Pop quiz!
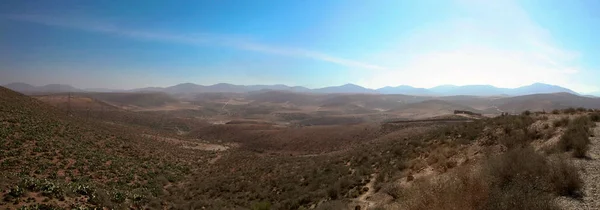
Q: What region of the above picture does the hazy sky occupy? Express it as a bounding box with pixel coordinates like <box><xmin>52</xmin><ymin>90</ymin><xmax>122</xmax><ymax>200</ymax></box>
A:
<box><xmin>1</xmin><ymin>0</ymin><xmax>599</xmax><ymax>92</ymax></box>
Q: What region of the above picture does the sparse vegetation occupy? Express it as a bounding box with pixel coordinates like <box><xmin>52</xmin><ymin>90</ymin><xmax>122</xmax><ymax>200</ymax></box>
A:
<box><xmin>553</xmin><ymin>116</ymin><xmax>571</xmax><ymax>127</ymax></box>
<box><xmin>0</xmin><ymin>88</ymin><xmax>199</xmax><ymax>208</ymax></box>
<box><xmin>400</xmin><ymin>146</ymin><xmax>582</xmax><ymax>210</ymax></box>
<box><xmin>2</xmin><ymin>87</ymin><xmax>598</xmax><ymax>209</ymax></box>
<box><xmin>557</xmin><ymin>116</ymin><xmax>594</xmax><ymax>158</ymax></box>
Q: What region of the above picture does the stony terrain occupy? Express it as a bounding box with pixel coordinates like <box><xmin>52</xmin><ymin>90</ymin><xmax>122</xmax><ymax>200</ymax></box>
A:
<box><xmin>559</xmin><ymin>122</ymin><xmax>600</xmax><ymax>210</ymax></box>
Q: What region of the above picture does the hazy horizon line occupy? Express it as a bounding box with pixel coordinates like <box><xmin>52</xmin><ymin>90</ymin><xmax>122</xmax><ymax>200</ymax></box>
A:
<box><xmin>3</xmin><ymin>81</ymin><xmax>594</xmax><ymax>94</ymax></box>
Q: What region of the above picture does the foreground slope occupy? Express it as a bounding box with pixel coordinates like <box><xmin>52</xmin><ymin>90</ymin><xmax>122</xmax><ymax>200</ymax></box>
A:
<box><xmin>0</xmin><ymin>87</ymin><xmax>206</xmax><ymax>209</ymax></box>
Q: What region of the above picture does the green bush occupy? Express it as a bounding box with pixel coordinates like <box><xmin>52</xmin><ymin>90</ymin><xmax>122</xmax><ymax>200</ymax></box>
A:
<box><xmin>39</xmin><ymin>180</ymin><xmax>64</xmax><ymax>199</ymax></box>
<box><xmin>4</xmin><ymin>185</ymin><xmax>25</xmax><ymax>202</ymax></box>
<box><xmin>8</xmin><ymin>185</ymin><xmax>25</xmax><ymax>198</ymax></box>
<box><xmin>251</xmin><ymin>201</ymin><xmax>272</xmax><ymax>210</ymax></box>
<box><xmin>111</xmin><ymin>191</ymin><xmax>126</xmax><ymax>203</ymax></box>
<box><xmin>73</xmin><ymin>184</ymin><xmax>93</xmax><ymax>196</ymax></box>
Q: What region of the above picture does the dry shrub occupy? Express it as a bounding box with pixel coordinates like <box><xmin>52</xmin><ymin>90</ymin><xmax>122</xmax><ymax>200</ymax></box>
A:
<box><xmin>590</xmin><ymin>112</ymin><xmax>600</xmax><ymax>122</ymax></box>
<box><xmin>563</xmin><ymin>107</ymin><xmax>578</xmax><ymax>115</ymax></box>
<box><xmin>483</xmin><ymin>147</ymin><xmax>559</xmax><ymax>210</ymax></box>
<box><xmin>251</xmin><ymin>201</ymin><xmax>272</xmax><ymax>210</ymax></box>
<box><xmin>548</xmin><ymin>157</ymin><xmax>583</xmax><ymax>197</ymax></box>
<box><xmin>543</xmin><ymin>132</ymin><xmax>555</xmax><ymax>141</ymax></box>
<box><xmin>485</xmin><ymin>147</ymin><xmax>581</xmax><ymax>198</ymax></box>
<box><xmin>498</xmin><ymin>128</ymin><xmax>533</xmax><ymax>149</ymax></box>
<box><xmin>553</xmin><ymin>117</ymin><xmax>570</xmax><ymax>127</ymax></box>
<box><xmin>557</xmin><ymin>116</ymin><xmax>592</xmax><ymax>158</ymax></box>
<box><xmin>484</xmin><ymin>184</ymin><xmax>557</xmax><ymax>210</ymax></box>
<box><xmin>313</xmin><ymin>200</ymin><xmax>348</xmax><ymax>210</ymax></box>
<box><xmin>381</xmin><ymin>182</ymin><xmax>401</xmax><ymax>200</ymax></box>
<box><xmin>399</xmin><ymin>146</ymin><xmax>581</xmax><ymax>210</ymax></box>
<box><xmin>400</xmin><ymin>167</ymin><xmax>489</xmax><ymax>210</ymax></box>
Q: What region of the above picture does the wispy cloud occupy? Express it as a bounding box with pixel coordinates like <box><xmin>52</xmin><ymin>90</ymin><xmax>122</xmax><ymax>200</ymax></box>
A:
<box><xmin>6</xmin><ymin>14</ymin><xmax>387</xmax><ymax>71</ymax></box>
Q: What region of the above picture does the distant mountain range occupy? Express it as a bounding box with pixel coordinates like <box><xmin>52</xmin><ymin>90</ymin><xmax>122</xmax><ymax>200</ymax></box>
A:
<box><xmin>3</xmin><ymin>83</ymin><xmax>81</xmax><ymax>93</ymax></box>
<box><xmin>586</xmin><ymin>92</ymin><xmax>600</xmax><ymax>97</ymax></box>
<box><xmin>377</xmin><ymin>85</ymin><xmax>432</xmax><ymax>95</ymax></box>
<box><xmin>313</xmin><ymin>84</ymin><xmax>378</xmax><ymax>94</ymax></box>
<box><xmin>418</xmin><ymin>83</ymin><xmax>578</xmax><ymax>96</ymax></box>
<box><xmin>1</xmin><ymin>82</ymin><xmax>586</xmax><ymax>97</ymax></box>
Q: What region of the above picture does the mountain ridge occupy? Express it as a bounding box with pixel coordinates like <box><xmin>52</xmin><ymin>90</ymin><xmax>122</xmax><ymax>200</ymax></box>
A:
<box><xmin>2</xmin><ymin>82</ymin><xmax>584</xmax><ymax>96</ymax></box>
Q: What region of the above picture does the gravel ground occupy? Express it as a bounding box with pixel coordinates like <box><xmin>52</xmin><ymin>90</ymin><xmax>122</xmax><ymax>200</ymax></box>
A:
<box><xmin>558</xmin><ymin>122</ymin><xmax>600</xmax><ymax>210</ymax></box>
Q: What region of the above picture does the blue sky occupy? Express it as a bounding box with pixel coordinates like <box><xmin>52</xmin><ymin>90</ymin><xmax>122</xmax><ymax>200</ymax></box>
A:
<box><xmin>1</xmin><ymin>0</ymin><xmax>599</xmax><ymax>93</ymax></box>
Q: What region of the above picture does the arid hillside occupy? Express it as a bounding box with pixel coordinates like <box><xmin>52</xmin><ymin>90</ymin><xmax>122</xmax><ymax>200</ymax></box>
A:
<box><xmin>0</xmin><ymin>87</ymin><xmax>212</xmax><ymax>209</ymax></box>
<box><xmin>2</xmin><ymin>86</ymin><xmax>600</xmax><ymax>209</ymax></box>
<box><xmin>34</xmin><ymin>94</ymin><xmax>119</xmax><ymax>111</ymax></box>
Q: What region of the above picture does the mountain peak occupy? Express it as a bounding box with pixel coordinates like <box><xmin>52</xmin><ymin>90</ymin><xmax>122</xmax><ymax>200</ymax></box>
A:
<box><xmin>313</xmin><ymin>83</ymin><xmax>376</xmax><ymax>94</ymax></box>
<box><xmin>533</xmin><ymin>82</ymin><xmax>550</xmax><ymax>85</ymax></box>
<box><xmin>171</xmin><ymin>82</ymin><xmax>200</xmax><ymax>87</ymax></box>
<box><xmin>179</xmin><ymin>82</ymin><xmax>199</xmax><ymax>85</ymax></box>
<box><xmin>340</xmin><ymin>83</ymin><xmax>361</xmax><ymax>87</ymax></box>
<box><xmin>511</xmin><ymin>83</ymin><xmax>577</xmax><ymax>95</ymax></box>
<box><xmin>213</xmin><ymin>83</ymin><xmax>235</xmax><ymax>86</ymax></box>
<box><xmin>376</xmin><ymin>85</ymin><xmax>433</xmax><ymax>95</ymax></box>
<box><xmin>433</xmin><ymin>84</ymin><xmax>459</xmax><ymax>88</ymax></box>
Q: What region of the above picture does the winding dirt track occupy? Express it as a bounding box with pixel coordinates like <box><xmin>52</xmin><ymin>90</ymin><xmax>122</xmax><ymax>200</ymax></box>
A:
<box><xmin>384</xmin><ymin>119</ymin><xmax>474</xmax><ymax>124</ymax></box>
<box><xmin>352</xmin><ymin>173</ymin><xmax>377</xmax><ymax>209</ymax></box>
